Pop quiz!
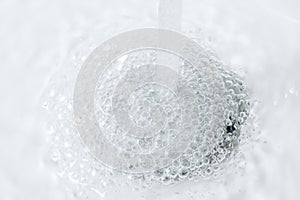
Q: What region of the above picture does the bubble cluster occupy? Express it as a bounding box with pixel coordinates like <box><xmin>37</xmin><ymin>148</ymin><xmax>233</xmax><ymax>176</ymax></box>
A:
<box><xmin>44</xmin><ymin>29</ymin><xmax>252</xmax><ymax>196</ymax></box>
<box><xmin>90</xmin><ymin>46</ymin><xmax>251</xmax><ymax>183</ymax></box>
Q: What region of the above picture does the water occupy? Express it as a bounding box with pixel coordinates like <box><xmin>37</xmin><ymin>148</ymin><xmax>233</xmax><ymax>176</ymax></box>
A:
<box><xmin>1</xmin><ymin>0</ymin><xmax>300</xmax><ymax>200</ymax></box>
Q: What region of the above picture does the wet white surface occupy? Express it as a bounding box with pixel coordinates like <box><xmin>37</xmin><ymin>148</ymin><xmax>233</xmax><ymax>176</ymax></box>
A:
<box><xmin>1</xmin><ymin>0</ymin><xmax>300</xmax><ymax>199</ymax></box>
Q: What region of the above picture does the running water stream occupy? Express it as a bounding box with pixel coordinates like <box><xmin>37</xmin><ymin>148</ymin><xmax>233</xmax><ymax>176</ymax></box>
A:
<box><xmin>1</xmin><ymin>0</ymin><xmax>300</xmax><ymax>200</ymax></box>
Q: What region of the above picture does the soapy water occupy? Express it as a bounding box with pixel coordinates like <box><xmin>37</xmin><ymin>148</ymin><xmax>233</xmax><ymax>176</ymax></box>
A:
<box><xmin>2</xmin><ymin>0</ymin><xmax>300</xmax><ymax>200</ymax></box>
<box><xmin>43</xmin><ymin>25</ymin><xmax>256</xmax><ymax>199</ymax></box>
